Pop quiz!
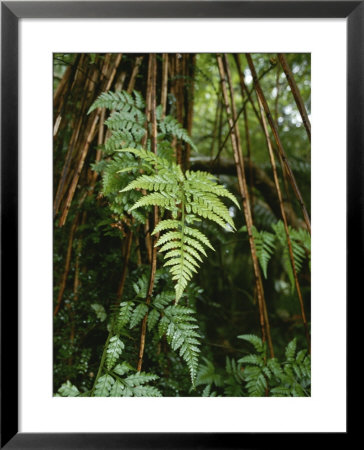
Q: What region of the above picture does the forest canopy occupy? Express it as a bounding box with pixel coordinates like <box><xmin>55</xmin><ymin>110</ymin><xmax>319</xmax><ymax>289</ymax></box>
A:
<box><xmin>53</xmin><ymin>53</ymin><xmax>311</xmax><ymax>397</ymax></box>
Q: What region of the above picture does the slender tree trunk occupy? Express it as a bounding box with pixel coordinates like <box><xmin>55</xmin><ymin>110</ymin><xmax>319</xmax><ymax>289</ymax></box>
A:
<box><xmin>161</xmin><ymin>53</ymin><xmax>169</xmax><ymax>116</ymax></box>
<box><xmin>277</xmin><ymin>53</ymin><xmax>311</xmax><ymax>141</ymax></box>
<box><xmin>54</xmin><ymin>214</ymin><xmax>79</xmax><ymax>316</ymax></box>
<box><xmin>116</xmin><ymin>229</ymin><xmax>133</xmax><ymax>301</ymax></box>
<box><xmin>137</xmin><ymin>53</ymin><xmax>159</xmax><ymax>372</ymax></box>
<box><xmin>246</xmin><ymin>54</ymin><xmax>311</xmax><ymax>234</ymax></box>
<box><xmin>57</xmin><ymin>54</ymin><xmax>123</xmax><ymax>227</ymax></box>
<box><xmin>217</xmin><ymin>54</ymin><xmax>274</xmax><ymax>357</ymax></box>
<box><xmin>258</xmin><ymin>95</ymin><xmax>311</xmax><ymax>351</ymax></box>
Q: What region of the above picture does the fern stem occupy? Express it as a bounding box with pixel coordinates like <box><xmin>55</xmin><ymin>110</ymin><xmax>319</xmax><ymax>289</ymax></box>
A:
<box><xmin>217</xmin><ymin>54</ymin><xmax>274</xmax><ymax>358</ymax></box>
<box><xmin>91</xmin><ymin>332</ymin><xmax>112</xmax><ymax>396</ymax></box>
<box><xmin>259</xmin><ymin>95</ymin><xmax>310</xmax><ymax>351</ymax></box>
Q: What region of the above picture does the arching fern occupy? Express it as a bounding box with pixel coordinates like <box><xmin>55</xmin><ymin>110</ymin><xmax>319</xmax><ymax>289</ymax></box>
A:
<box><xmin>120</xmin><ymin>148</ymin><xmax>239</xmax><ymax>302</ymax></box>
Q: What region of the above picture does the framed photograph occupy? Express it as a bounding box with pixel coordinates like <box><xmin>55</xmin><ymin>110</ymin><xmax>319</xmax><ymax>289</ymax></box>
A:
<box><xmin>1</xmin><ymin>1</ymin><xmax>355</xmax><ymax>448</ymax></box>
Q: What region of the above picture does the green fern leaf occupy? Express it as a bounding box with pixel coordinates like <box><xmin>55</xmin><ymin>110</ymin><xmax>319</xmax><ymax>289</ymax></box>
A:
<box><xmin>285</xmin><ymin>338</ymin><xmax>297</xmax><ymax>361</ymax></box>
<box><xmin>109</xmin><ymin>380</ymin><xmax>125</xmax><ymax>397</ymax></box>
<box><xmin>129</xmin><ymin>303</ymin><xmax>148</xmax><ymax>329</ymax></box>
<box><xmin>237</xmin><ymin>334</ymin><xmax>265</xmax><ymax>354</ymax></box>
<box><xmin>124</xmin><ymin>372</ymin><xmax>159</xmax><ymax>387</ymax></box>
<box><xmin>132</xmin><ymin>386</ymin><xmax>162</xmax><ymax>397</ymax></box>
<box><xmin>159</xmin><ymin>305</ymin><xmax>201</xmax><ymax>385</ymax></box>
<box><xmin>147</xmin><ymin>308</ymin><xmax>160</xmax><ymax>331</ymax></box>
<box><xmin>116</xmin><ymin>301</ymin><xmax>135</xmax><ymax>330</ymax></box>
<box><xmin>113</xmin><ymin>362</ymin><xmax>133</xmax><ymax>376</ymax></box>
<box><xmin>105</xmin><ymin>336</ymin><xmax>125</xmax><ymax>370</ymax></box>
<box><xmin>238</xmin><ymin>354</ymin><xmax>264</xmax><ymax>367</ymax></box>
<box><xmin>57</xmin><ymin>381</ymin><xmax>80</xmax><ymax>397</ymax></box>
<box><xmin>94</xmin><ymin>374</ymin><xmax>115</xmax><ymax>397</ymax></box>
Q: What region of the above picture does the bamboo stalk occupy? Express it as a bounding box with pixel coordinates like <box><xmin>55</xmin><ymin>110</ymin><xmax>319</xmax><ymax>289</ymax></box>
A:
<box><xmin>161</xmin><ymin>53</ymin><xmax>169</xmax><ymax>116</ymax></box>
<box><xmin>246</xmin><ymin>54</ymin><xmax>311</xmax><ymax>234</ymax></box>
<box><xmin>137</xmin><ymin>53</ymin><xmax>159</xmax><ymax>372</ymax></box>
<box><xmin>233</xmin><ymin>54</ymin><xmax>264</xmax><ymax>129</ymax></box>
<box><xmin>234</xmin><ymin>56</ymin><xmax>254</xmax><ymax>212</ymax></box>
<box><xmin>175</xmin><ymin>54</ymin><xmax>184</xmax><ymax>166</ymax></box>
<box><xmin>127</xmin><ymin>56</ymin><xmax>144</xmax><ymax>94</ymax></box>
<box><xmin>234</xmin><ymin>54</ymin><xmax>297</xmax><ymax>228</ymax></box>
<box><xmin>277</xmin><ymin>53</ymin><xmax>311</xmax><ymax>141</ymax></box>
<box><xmin>53</xmin><ymin>74</ymin><xmax>92</xmax><ymax>218</ymax></box>
<box><xmin>217</xmin><ymin>54</ymin><xmax>274</xmax><ymax>357</ymax></box>
<box><xmin>54</xmin><ymin>214</ymin><xmax>79</xmax><ymax>316</ymax></box>
<box><xmin>58</xmin><ymin>54</ymin><xmax>122</xmax><ymax>227</ymax></box>
<box><xmin>258</xmin><ymin>95</ymin><xmax>311</xmax><ymax>351</ymax></box>
<box><xmin>210</xmin><ymin>89</ymin><xmax>222</xmax><ymax>160</ymax></box>
<box><xmin>184</xmin><ymin>54</ymin><xmax>195</xmax><ymax>171</ymax></box>
<box><xmin>116</xmin><ymin>229</ymin><xmax>133</xmax><ymax>301</ymax></box>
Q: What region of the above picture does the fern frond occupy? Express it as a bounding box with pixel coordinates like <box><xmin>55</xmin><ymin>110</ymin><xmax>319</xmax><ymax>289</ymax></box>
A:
<box><xmin>273</xmin><ymin>221</ymin><xmax>310</xmax><ymax>291</ymax></box>
<box><xmin>152</xmin><ymin>219</ymin><xmax>181</xmax><ymax>235</ymax></box>
<box><xmin>237</xmin><ymin>334</ymin><xmax>265</xmax><ymax>354</ymax></box>
<box><xmin>57</xmin><ymin>381</ymin><xmax>80</xmax><ymax>397</ymax></box>
<box><xmin>105</xmin><ymin>336</ymin><xmax>125</xmax><ymax>370</ymax></box>
<box><xmin>158</xmin><ymin>115</ymin><xmax>197</xmax><ymax>151</ymax></box>
<box><xmin>132</xmin><ymin>386</ymin><xmax>162</xmax><ymax>397</ymax></box>
<box><xmin>184</xmin><ymin>226</ymin><xmax>214</xmax><ymax>250</ymax></box>
<box><xmin>129</xmin><ymin>192</ymin><xmax>178</xmax><ymax>212</ymax></box>
<box><xmin>147</xmin><ymin>308</ymin><xmax>160</xmax><ymax>331</ymax></box>
<box><xmin>124</xmin><ymin>372</ymin><xmax>159</xmax><ymax>386</ymax></box>
<box><xmin>105</xmin><ymin>111</ymin><xmax>145</xmax><ymax>132</ymax></box>
<box><xmin>129</xmin><ymin>303</ymin><xmax>148</xmax><ymax>329</ymax></box>
<box><xmin>188</xmin><ymin>196</ymin><xmax>234</xmax><ymax>229</ymax></box>
<box><xmin>238</xmin><ymin>354</ymin><xmax>264</xmax><ymax>367</ymax></box>
<box><xmin>243</xmin><ymin>367</ymin><xmax>267</xmax><ymax>396</ymax></box>
<box><xmin>113</xmin><ymin>362</ymin><xmax>133</xmax><ymax>376</ymax></box>
<box><xmin>99</xmin><ymin>93</ymin><xmax>237</xmax><ymax>304</ymax></box>
<box><xmin>285</xmin><ymin>338</ymin><xmax>297</xmax><ymax>361</ymax></box>
<box><xmin>104</xmin><ymin>130</ymin><xmax>141</xmax><ymax>152</ymax></box>
<box><xmin>116</xmin><ymin>301</ymin><xmax>135</xmax><ymax>330</ymax></box>
<box><xmin>94</xmin><ymin>374</ymin><xmax>115</xmax><ymax>397</ymax></box>
<box><xmin>244</xmin><ymin>226</ymin><xmax>275</xmax><ymax>279</ymax></box>
<box><xmin>118</xmin><ymin>148</ymin><xmax>174</xmax><ymax>172</ymax></box>
<box><xmin>185</xmin><ymin>170</ymin><xmax>240</xmax><ymax>208</ymax></box>
<box><xmin>158</xmin><ymin>305</ymin><xmax>201</xmax><ymax>385</ymax></box>
<box><xmin>196</xmin><ymin>358</ymin><xmax>224</xmax><ymax>387</ymax></box>
<box><xmin>122</xmin><ymin>173</ymin><xmax>179</xmax><ymax>194</ymax></box>
<box><xmin>88</xmin><ymin>90</ymin><xmax>142</xmax><ymax>115</ymax></box>
<box><xmin>109</xmin><ymin>380</ymin><xmax>125</xmax><ymax>396</ymax></box>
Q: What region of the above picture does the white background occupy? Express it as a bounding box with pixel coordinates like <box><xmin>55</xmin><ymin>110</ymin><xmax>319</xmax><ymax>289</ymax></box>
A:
<box><xmin>19</xmin><ymin>18</ymin><xmax>347</xmax><ymax>432</ymax></box>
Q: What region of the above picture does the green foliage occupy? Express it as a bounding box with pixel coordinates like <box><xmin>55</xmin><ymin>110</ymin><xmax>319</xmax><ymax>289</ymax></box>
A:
<box><xmin>89</xmin><ymin>89</ymin><xmax>239</xmax><ymax>302</ymax></box>
<box><xmin>238</xmin><ymin>335</ymin><xmax>311</xmax><ymax>397</ymax></box>
<box><xmin>240</xmin><ymin>226</ymin><xmax>275</xmax><ymax>278</ymax></box>
<box><xmin>194</xmin><ymin>335</ymin><xmax>310</xmax><ymax>397</ymax></box>
<box><xmin>54</xmin><ymin>54</ymin><xmax>311</xmax><ymax>399</ymax></box>
<box><xmin>121</xmin><ymin>148</ymin><xmax>238</xmax><ymax>301</ymax></box>
<box><xmin>272</xmin><ymin>221</ymin><xmax>311</xmax><ymax>291</ymax></box>
<box><xmin>158</xmin><ymin>305</ymin><xmax>201</xmax><ymax>385</ymax></box>
<box><xmin>57</xmin><ymin>380</ymin><xmax>80</xmax><ymax>397</ymax></box>
<box><xmin>94</xmin><ymin>374</ymin><xmax>115</xmax><ymax>397</ymax></box>
<box><xmin>105</xmin><ymin>335</ymin><xmax>125</xmax><ymax>370</ymax></box>
<box><xmin>91</xmin><ymin>303</ymin><xmax>107</xmax><ymax>322</ymax></box>
<box><xmin>158</xmin><ymin>115</ymin><xmax>197</xmax><ymax>151</ymax></box>
<box><xmin>240</xmin><ymin>221</ymin><xmax>310</xmax><ymax>289</ymax></box>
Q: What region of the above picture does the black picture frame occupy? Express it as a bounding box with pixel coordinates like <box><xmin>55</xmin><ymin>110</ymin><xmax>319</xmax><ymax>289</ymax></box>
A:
<box><xmin>1</xmin><ymin>1</ymin><xmax>355</xmax><ymax>448</ymax></box>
